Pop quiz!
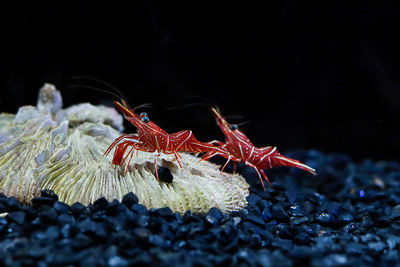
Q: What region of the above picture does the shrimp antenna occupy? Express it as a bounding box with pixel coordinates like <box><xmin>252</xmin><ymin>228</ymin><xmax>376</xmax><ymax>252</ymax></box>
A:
<box><xmin>66</xmin><ymin>85</ymin><xmax>124</xmax><ymax>103</ymax></box>
<box><xmin>214</xmin><ymin>106</ymin><xmax>222</xmax><ymax>116</ymax></box>
<box><xmin>213</xmin><ymin>106</ymin><xmax>249</xmax><ymax>125</ymax></box>
<box><xmin>165</xmin><ymin>102</ymin><xmax>212</xmax><ymax>111</ymax></box>
<box><xmin>69</xmin><ymin>76</ymin><xmax>131</xmax><ymax>108</ymax></box>
<box><xmin>235</xmin><ymin>120</ymin><xmax>251</xmax><ymax>127</ymax></box>
<box><xmin>133</xmin><ymin>103</ymin><xmax>153</xmax><ymax>110</ymax></box>
<box><xmin>165</xmin><ymin>94</ymin><xmax>217</xmax><ymax>111</ymax></box>
<box><xmin>224</xmin><ymin>114</ymin><xmax>246</xmax><ymax>120</ymax></box>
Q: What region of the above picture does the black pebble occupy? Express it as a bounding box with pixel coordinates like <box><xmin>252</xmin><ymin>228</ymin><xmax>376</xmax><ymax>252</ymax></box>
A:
<box><xmin>156</xmin><ymin>166</ymin><xmax>174</xmax><ymax>183</ymax></box>
<box><xmin>391</xmin><ymin>205</ymin><xmax>400</xmax><ymax>220</ymax></box>
<box><xmin>312</xmin><ymin>254</ymin><xmax>348</xmax><ymax>267</ymax></box>
<box><xmin>343</xmin><ymin>222</ymin><xmax>357</xmax><ymax>233</ymax></box>
<box><xmin>303</xmin><ymin>224</ymin><xmax>320</xmax><ymax>237</ymax></box>
<box><xmin>375</xmin><ymin>216</ymin><xmax>391</xmax><ymax>227</ymax></box>
<box><xmin>136</xmin><ymin>215</ymin><xmax>150</xmax><ymax>227</ymax></box>
<box><xmin>106</xmin><ymin>199</ymin><xmax>121</xmax><ymax>216</ymax></box>
<box><xmin>360</xmin><ymin>233</ymin><xmax>378</xmax><ymax>243</ymax></box>
<box><xmin>7</xmin><ymin>211</ymin><xmax>26</xmax><ymax>225</ymax></box>
<box><xmin>58</xmin><ymin>213</ymin><xmax>75</xmax><ymax>225</ymax></box>
<box><xmin>156</xmin><ymin>207</ymin><xmax>174</xmax><ymax>218</ymax></box>
<box><xmin>134</xmin><ymin>227</ymin><xmax>151</xmax><ymax>240</ymax></box>
<box><xmin>205</xmin><ymin>214</ymin><xmax>219</xmax><ymax>227</ymax></box>
<box><xmin>108</xmin><ymin>256</ymin><xmax>129</xmax><ymax>267</ymax></box>
<box><xmin>246</xmin><ymin>194</ymin><xmax>262</xmax><ymax>206</ymax></box>
<box><xmin>368</xmin><ymin>241</ymin><xmax>386</xmax><ymax>251</ymax></box>
<box><xmin>288</xmin><ymin>203</ymin><xmax>306</xmax><ymax>217</ymax></box>
<box><xmin>386</xmin><ymin>236</ymin><xmax>400</xmax><ymax>250</ymax></box>
<box><xmin>253</xmin><ymin>189</ymin><xmax>272</xmax><ymax>200</ymax></box>
<box><xmin>294</xmin><ymin>232</ymin><xmax>311</xmax><ymax>245</ymax></box>
<box><xmin>31</xmin><ymin>197</ymin><xmax>57</xmax><ymax>208</ymax></box>
<box><xmin>122</xmin><ymin>192</ymin><xmax>139</xmax><ymax>207</ymax></box>
<box><xmin>273</xmin><ymin>223</ymin><xmax>293</xmax><ymax>239</ymax></box>
<box><xmin>39</xmin><ymin>209</ymin><xmax>58</xmax><ymax>224</ymax></box>
<box><xmin>285</xmin><ymin>189</ymin><xmax>297</xmax><ymax>204</ymax></box>
<box><xmin>0</xmin><ymin>217</ymin><xmax>7</xmax><ymax>232</ymax></box>
<box><xmin>315</xmin><ymin>212</ymin><xmax>333</xmax><ymax>225</ymax></box>
<box><xmin>78</xmin><ymin>218</ymin><xmax>108</xmax><ymax>240</ymax></box>
<box><xmin>271</xmin><ymin>205</ymin><xmax>290</xmax><ymax>222</ymax></box>
<box><xmin>246</xmin><ymin>214</ymin><xmax>266</xmax><ymax>226</ymax></box>
<box><xmin>207</xmin><ymin>207</ymin><xmax>223</xmax><ymax>220</ymax></box>
<box><xmin>338</xmin><ymin>213</ymin><xmax>354</xmax><ymax>223</ymax></box>
<box><xmin>272</xmin><ymin>237</ymin><xmax>293</xmax><ymax>251</ymax></box>
<box><xmin>131</xmin><ymin>204</ymin><xmax>148</xmax><ymax>215</ymax></box>
<box><xmin>40</xmin><ymin>189</ymin><xmax>59</xmax><ymax>201</ymax></box>
<box><xmin>290</xmin><ymin>216</ymin><xmax>309</xmax><ymax>226</ymax></box>
<box><xmin>290</xmin><ymin>245</ymin><xmax>313</xmax><ymax>259</ymax></box>
<box><xmin>70</xmin><ymin>202</ymin><xmax>87</xmax><ymax>215</ymax></box>
<box><xmin>53</xmin><ymin>201</ymin><xmax>70</xmax><ymax>214</ymax></box>
<box><xmin>93</xmin><ymin>197</ymin><xmax>109</xmax><ymax>211</ymax></box>
<box><xmin>3</xmin><ymin>197</ymin><xmax>21</xmax><ymax>212</ymax></box>
<box><xmin>346</xmin><ymin>242</ymin><xmax>366</xmax><ymax>255</ymax></box>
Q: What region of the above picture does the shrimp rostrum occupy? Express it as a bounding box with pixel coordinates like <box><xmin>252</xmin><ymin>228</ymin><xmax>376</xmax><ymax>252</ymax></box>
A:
<box><xmin>203</xmin><ymin>108</ymin><xmax>316</xmax><ymax>189</ymax></box>
<box><xmin>105</xmin><ymin>100</ymin><xmax>228</xmax><ymax>180</ymax></box>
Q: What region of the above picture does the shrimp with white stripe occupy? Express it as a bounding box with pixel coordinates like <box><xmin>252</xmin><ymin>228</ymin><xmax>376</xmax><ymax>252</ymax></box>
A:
<box><xmin>203</xmin><ymin>108</ymin><xmax>316</xmax><ymax>189</ymax></box>
<box><xmin>105</xmin><ymin>100</ymin><xmax>229</xmax><ymax>180</ymax></box>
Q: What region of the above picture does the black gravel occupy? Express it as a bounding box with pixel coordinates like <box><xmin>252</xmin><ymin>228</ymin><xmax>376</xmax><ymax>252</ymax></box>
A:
<box><xmin>0</xmin><ymin>150</ymin><xmax>399</xmax><ymax>266</ymax></box>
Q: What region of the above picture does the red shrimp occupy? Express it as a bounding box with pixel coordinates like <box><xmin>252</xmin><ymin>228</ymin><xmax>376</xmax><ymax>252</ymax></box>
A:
<box><xmin>203</xmin><ymin>108</ymin><xmax>316</xmax><ymax>189</ymax></box>
<box><xmin>105</xmin><ymin>100</ymin><xmax>228</xmax><ymax>180</ymax></box>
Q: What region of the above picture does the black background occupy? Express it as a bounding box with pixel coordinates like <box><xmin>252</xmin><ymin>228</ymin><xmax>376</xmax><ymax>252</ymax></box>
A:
<box><xmin>1</xmin><ymin>2</ymin><xmax>399</xmax><ymax>162</ymax></box>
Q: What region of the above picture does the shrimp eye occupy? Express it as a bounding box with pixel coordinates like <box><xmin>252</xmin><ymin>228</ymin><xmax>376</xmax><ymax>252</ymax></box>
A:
<box><xmin>230</xmin><ymin>124</ymin><xmax>238</xmax><ymax>130</ymax></box>
<box><xmin>141</xmin><ymin>116</ymin><xmax>150</xmax><ymax>123</ymax></box>
<box><xmin>140</xmin><ymin>112</ymin><xmax>148</xmax><ymax>117</ymax></box>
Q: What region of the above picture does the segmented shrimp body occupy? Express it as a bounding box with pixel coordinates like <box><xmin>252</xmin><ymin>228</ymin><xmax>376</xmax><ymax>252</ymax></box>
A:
<box><xmin>105</xmin><ymin>101</ymin><xmax>228</xmax><ymax>179</ymax></box>
<box><xmin>204</xmin><ymin>108</ymin><xmax>316</xmax><ymax>188</ymax></box>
